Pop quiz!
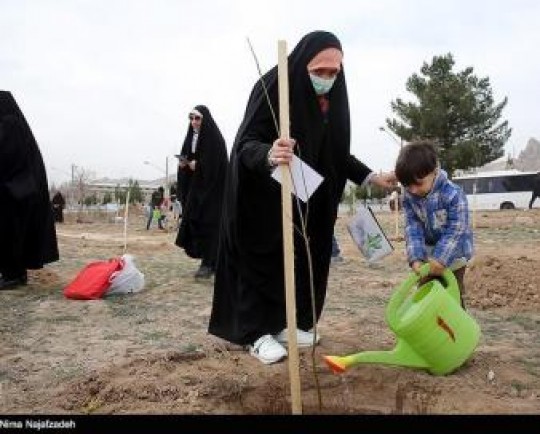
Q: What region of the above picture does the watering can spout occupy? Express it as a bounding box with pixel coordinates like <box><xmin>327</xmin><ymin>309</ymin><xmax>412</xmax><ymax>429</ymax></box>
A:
<box><xmin>324</xmin><ymin>340</ymin><xmax>429</xmax><ymax>374</ymax></box>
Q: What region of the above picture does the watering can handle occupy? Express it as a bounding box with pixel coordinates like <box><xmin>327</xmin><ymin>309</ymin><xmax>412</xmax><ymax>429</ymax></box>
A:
<box><xmin>386</xmin><ymin>263</ymin><xmax>461</xmax><ymax>330</ymax></box>
<box><xmin>422</xmin><ymin>263</ymin><xmax>461</xmax><ymax>304</ymax></box>
<box><xmin>417</xmin><ymin>263</ymin><xmax>459</xmax><ymax>298</ymax></box>
<box><xmin>418</xmin><ymin>263</ymin><xmax>431</xmax><ymax>278</ymax></box>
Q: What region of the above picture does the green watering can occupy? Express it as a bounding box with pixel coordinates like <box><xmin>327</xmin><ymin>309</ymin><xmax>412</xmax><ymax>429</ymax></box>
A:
<box><xmin>324</xmin><ymin>264</ymin><xmax>481</xmax><ymax>376</ymax></box>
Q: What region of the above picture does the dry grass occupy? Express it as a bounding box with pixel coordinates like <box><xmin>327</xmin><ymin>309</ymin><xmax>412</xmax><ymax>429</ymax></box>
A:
<box><xmin>0</xmin><ymin>208</ymin><xmax>539</xmax><ymax>414</ymax></box>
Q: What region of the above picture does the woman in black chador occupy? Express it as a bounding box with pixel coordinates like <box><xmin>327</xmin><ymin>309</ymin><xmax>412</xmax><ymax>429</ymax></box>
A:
<box><xmin>51</xmin><ymin>190</ymin><xmax>66</xmax><ymax>223</ymax></box>
<box><xmin>175</xmin><ymin>105</ymin><xmax>228</xmax><ymax>279</ymax></box>
<box><xmin>0</xmin><ymin>91</ymin><xmax>59</xmax><ymax>290</ymax></box>
<box><xmin>208</xmin><ymin>31</ymin><xmax>395</xmax><ymax>364</ymax></box>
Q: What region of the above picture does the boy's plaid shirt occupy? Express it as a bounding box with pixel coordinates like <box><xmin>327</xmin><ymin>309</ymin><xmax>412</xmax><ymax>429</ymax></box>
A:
<box><xmin>403</xmin><ymin>169</ymin><xmax>474</xmax><ymax>267</ymax></box>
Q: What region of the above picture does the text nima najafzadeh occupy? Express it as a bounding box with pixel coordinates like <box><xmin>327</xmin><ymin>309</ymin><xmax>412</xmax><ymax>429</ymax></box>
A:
<box><xmin>0</xmin><ymin>418</ymin><xmax>76</xmax><ymax>430</ymax></box>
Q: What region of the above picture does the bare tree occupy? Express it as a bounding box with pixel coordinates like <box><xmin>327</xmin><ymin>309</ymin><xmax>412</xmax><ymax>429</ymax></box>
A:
<box><xmin>72</xmin><ymin>166</ymin><xmax>96</xmax><ymax>221</ymax></box>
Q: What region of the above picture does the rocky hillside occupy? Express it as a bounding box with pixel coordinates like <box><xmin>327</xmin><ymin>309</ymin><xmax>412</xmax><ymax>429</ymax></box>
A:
<box><xmin>480</xmin><ymin>137</ymin><xmax>540</xmax><ymax>172</ymax></box>
<box><xmin>515</xmin><ymin>138</ymin><xmax>540</xmax><ymax>171</ymax></box>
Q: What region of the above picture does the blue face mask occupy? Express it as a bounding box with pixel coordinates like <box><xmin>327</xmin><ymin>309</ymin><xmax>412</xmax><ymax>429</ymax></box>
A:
<box><xmin>309</xmin><ymin>73</ymin><xmax>336</xmax><ymax>95</ymax></box>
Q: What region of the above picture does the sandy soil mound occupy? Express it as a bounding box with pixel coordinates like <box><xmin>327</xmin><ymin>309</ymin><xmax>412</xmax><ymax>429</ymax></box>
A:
<box><xmin>466</xmin><ymin>255</ymin><xmax>540</xmax><ymax>310</ymax></box>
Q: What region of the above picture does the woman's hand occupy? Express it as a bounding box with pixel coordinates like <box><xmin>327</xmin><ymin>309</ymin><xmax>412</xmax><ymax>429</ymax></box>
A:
<box><xmin>370</xmin><ymin>172</ymin><xmax>398</xmax><ymax>189</ymax></box>
<box><xmin>268</xmin><ymin>138</ymin><xmax>296</xmax><ymax>166</ymax></box>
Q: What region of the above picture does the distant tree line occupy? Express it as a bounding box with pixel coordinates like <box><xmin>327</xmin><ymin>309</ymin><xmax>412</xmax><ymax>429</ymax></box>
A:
<box><xmin>56</xmin><ymin>53</ymin><xmax>513</xmax><ymax>209</ymax></box>
<box><xmin>50</xmin><ymin>172</ymin><xmax>178</xmax><ymax>207</ymax></box>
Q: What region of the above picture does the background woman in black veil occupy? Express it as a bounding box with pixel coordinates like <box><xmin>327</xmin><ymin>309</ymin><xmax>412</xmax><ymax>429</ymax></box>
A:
<box><xmin>175</xmin><ymin>105</ymin><xmax>228</xmax><ymax>279</ymax></box>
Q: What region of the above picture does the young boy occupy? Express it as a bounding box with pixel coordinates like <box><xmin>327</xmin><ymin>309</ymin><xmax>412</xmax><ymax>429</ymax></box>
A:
<box><xmin>395</xmin><ymin>140</ymin><xmax>473</xmax><ymax>308</ymax></box>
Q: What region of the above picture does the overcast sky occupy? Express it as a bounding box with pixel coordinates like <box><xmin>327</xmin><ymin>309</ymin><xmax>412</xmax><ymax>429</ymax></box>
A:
<box><xmin>2</xmin><ymin>0</ymin><xmax>539</xmax><ymax>185</ymax></box>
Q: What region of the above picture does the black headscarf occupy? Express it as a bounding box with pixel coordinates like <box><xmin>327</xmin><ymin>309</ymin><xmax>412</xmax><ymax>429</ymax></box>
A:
<box><xmin>175</xmin><ymin>105</ymin><xmax>228</xmax><ymax>264</ymax></box>
<box><xmin>209</xmin><ymin>31</ymin><xmax>372</xmax><ymax>345</ymax></box>
<box><xmin>224</xmin><ymin>31</ymin><xmax>351</xmax><ymax>242</ymax></box>
<box><xmin>0</xmin><ymin>91</ymin><xmax>59</xmax><ymax>274</ymax></box>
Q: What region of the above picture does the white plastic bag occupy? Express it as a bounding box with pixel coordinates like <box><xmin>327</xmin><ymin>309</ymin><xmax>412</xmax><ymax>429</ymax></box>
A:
<box><xmin>347</xmin><ymin>203</ymin><xmax>394</xmax><ymax>262</ymax></box>
<box><xmin>106</xmin><ymin>254</ymin><xmax>145</xmax><ymax>295</ymax></box>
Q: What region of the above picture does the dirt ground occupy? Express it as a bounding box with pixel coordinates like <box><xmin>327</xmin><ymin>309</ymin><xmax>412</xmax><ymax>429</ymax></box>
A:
<box><xmin>0</xmin><ymin>207</ymin><xmax>539</xmax><ymax>415</ymax></box>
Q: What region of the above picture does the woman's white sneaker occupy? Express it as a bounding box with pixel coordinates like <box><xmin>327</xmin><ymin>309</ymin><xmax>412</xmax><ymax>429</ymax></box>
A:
<box><xmin>274</xmin><ymin>329</ymin><xmax>321</xmax><ymax>348</ymax></box>
<box><xmin>249</xmin><ymin>334</ymin><xmax>288</xmax><ymax>364</ymax></box>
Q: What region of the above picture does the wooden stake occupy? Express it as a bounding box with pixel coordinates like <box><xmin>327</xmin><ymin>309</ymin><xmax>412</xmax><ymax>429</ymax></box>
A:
<box><xmin>394</xmin><ymin>204</ymin><xmax>399</xmax><ymax>238</ymax></box>
<box><xmin>391</xmin><ymin>191</ymin><xmax>400</xmax><ymax>239</ymax></box>
<box><xmin>123</xmin><ymin>190</ymin><xmax>130</xmax><ymax>253</ymax></box>
<box><xmin>278</xmin><ymin>39</ymin><xmax>302</xmax><ymax>415</ymax></box>
<box><xmin>472</xmin><ymin>184</ymin><xmax>477</xmax><ymax>229</ymax></box>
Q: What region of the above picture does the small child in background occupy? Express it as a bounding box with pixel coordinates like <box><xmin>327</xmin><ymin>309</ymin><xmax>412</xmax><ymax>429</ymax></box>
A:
<box><xmin>146</xmin><ymin>186</ymin><xmax>166</xmax><ymax>230</ymax></box>
<box><xmin>330</xmin><ymin>233</ymin><xmax>344</xmax><ymax>264</ymax></box>
<box><xmin>395</xmin><ymin>140</ymin><xmax>474</xmax><ymax>308</ymax></box>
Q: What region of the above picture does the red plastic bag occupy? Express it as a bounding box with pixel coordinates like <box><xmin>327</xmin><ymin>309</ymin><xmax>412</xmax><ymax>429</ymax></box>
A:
<box><xmin>63</xmin><ymin>257</ymin><xmax>124</xmax><ymax>300</ymax></box>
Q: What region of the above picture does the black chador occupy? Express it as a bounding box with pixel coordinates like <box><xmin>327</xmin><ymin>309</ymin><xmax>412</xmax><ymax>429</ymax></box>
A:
<box><xmin>51</xmin><ymin>191</ymin><xmax>66</xmax><ymax>223</ymax></box>
<box><xmin>0</xmin><ymin>91</ymin><xmax>59</xmax><ymax>289</ymax></box>
<box><xmin>175</xmin><ymin>105</ymin><xmax>228</xmax><ymax>278</ymax></box>
<box><xmin>208</xmin><ymin>31</ymin><xmax>373</xmax><ymax>345</ymax></box>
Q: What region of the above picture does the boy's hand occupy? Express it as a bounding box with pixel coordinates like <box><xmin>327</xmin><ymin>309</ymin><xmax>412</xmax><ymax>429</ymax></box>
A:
<box><xmin>411</xmin><ymin>261</ymin><xmax>424</xmax><ymax>275</ymax></box>
<box><xmin>427</xmin><ymin>258</ymin><xmax>445</xmax><ymax>276</ymax></box>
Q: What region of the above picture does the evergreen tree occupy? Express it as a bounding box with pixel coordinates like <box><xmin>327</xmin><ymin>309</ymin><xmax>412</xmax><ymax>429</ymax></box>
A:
<box><xmin>102</xmin><ymin>191</ymin><xmax>112</xmax><ymax>205</ymax></box>
<box><xmin>84</xmin><ymin>194</ymin><xmax>98</xmax><ymax>206</ymax></box>
<box><xmin>128</xmin><ymin>179</ymin><xmax>143</xmax><ymax>203</ymax></box>
<box><xmin>114</xmin><ymin>184</ymin><xmax>126</xmax><ymax>204</ymax></box>
<box><xmin>386</xmin><ymin>53</ymin><xmax>511</xmax><ymax>175</ymax></box>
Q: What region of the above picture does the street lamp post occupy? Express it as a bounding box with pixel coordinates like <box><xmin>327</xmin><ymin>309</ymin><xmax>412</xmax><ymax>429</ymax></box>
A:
<box><xmin>143</xmin><ymin>160</ymin><xmax>164</xmax><ymax>174</ymax></box>
<box><xmin>379</xmin><ymin>126</ymin><xmax>403</xmax><ymax>149</ymax></box>
<box><xmin>165</xmin><ymin>156</ymin><xmax>169</xmax><ymax>200</ymax></box>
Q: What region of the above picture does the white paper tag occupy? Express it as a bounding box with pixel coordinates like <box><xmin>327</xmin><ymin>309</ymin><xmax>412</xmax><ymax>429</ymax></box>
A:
<box><xmin>271</xmin><ymin>155</ymin><xmax>324</xmax><ymax>203</ymax></box>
